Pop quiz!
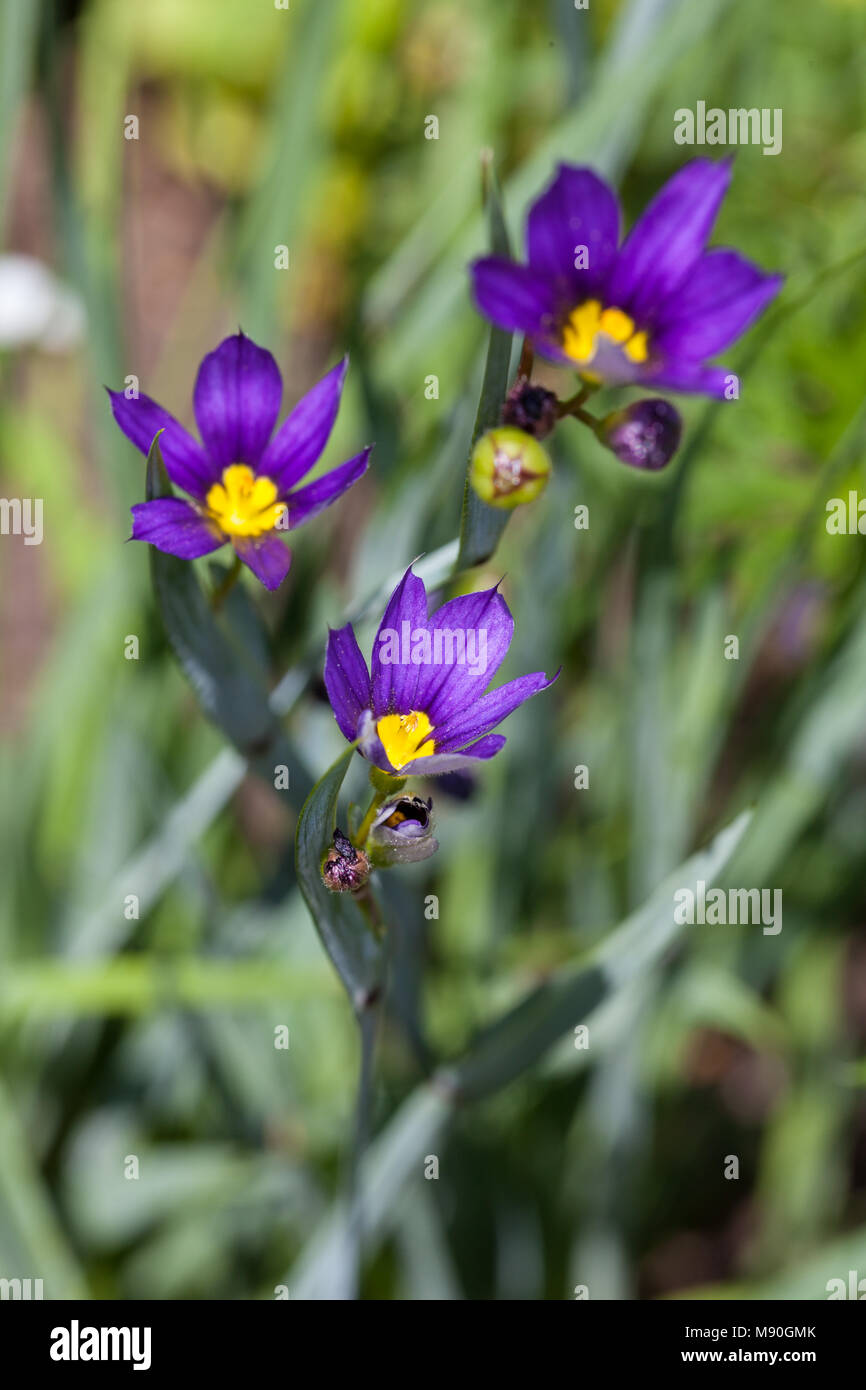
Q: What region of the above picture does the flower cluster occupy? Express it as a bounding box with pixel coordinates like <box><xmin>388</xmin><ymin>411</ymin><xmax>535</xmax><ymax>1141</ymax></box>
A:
<box><xmin>109</xmin><ymin>158</ymin><xmax>783</xmax><ymax>904</ymax></box>
<box><xmin>465</xmin><ymin>158</ymin><xmax>782</xmax><ymax>484</ymax></box>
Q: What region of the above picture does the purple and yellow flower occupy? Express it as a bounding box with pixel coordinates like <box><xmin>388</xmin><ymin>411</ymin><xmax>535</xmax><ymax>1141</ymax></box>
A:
<box><xmin>324</xmin><ymin>566</ymin><xmax>556</xmax><ymax>776</ymax></box>
<box><xmin>471</xmin><ymin>158</ymin><xmax>782</xmax><ymax>399</ymax></box>
<box><xmin>109</xmin><ymin>331</ymin><xmax>372</xmax><ymax>591</ymax></box>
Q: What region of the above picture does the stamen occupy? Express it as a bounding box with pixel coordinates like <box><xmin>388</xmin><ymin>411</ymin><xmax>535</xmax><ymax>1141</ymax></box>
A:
<box><xmin>561</xmin><ymin>300</ymin><xmax>649</xmax><ymax>367</ymax></box>
<box><xmin>205</xmin><ymin>464</ymin><xmax>285</xmax><ymax>538</ymax></box>
<box><xmin>376</xmin><ymin>710</ymin><xmax>436</xmax><ymax>770</ymax></box>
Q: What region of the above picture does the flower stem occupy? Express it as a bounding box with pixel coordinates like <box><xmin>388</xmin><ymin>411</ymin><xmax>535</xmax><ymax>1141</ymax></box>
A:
<box><xmin>210</xmin><ymin>553</ymin><xmax>242</xmax><ymax>611</ymax></box>
<box><xmin>345</xmin><ymin>1002</ymin><xmax>381</xmax><ymax>1298</ymax></box>
<box><xmin>355</xmin><ymin>769</ymin><xmax>407</xmax><ymax>847</ymax></box>
<box><xmin>515</xmin><ymin>336</ymin><xmax>534</xmax><ymax>382</ymax></box>
<box><xmin>571</xmin><ymin>405</ymin><xmax>602</xmax><ymax>433</ymax></box>
<box><xmin>351</xmin><ymin>883</ymin><xmax>385</xmax><ymax>940</ymax></box>
<box><xmin>557</xmin><ymin>382</ymin><xmax>597</xmax><ymax>417</ymax></box>
<box><xmin>355</xmin><ymin>790</ymin><xmax>387</xmax><ymax>847</ymax></box>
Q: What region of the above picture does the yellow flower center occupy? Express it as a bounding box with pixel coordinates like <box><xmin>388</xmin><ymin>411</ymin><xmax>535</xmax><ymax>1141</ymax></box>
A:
<box><xmin>205</xmin><ymin>464</ymin><xmax>286</xmax><ymax>538</ymax></box>
<box><xmin>376</xmin><ymin>710</ymin><xmax>436</xmax><ymax>770</ymax></box>
<box><xmin>561</xmin><ymin>299</ymin><xmax>649</xmax><ymax>370</ymax></box>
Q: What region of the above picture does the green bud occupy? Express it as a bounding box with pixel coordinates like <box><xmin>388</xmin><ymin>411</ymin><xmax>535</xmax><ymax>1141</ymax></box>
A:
<box><xmin>366</xmin><ymin>795</ymin><xmax>438</xmax><ymax>867</ymax></box>
<box><xmin>469</xmin><ymin>427</ymin><xmax>552</xmax><ymax>509</ymax></box>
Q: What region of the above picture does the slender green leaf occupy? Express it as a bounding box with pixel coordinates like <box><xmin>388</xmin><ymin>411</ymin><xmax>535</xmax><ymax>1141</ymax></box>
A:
<box><xmin>289</xmin><ymin>811</ymin><xmax>751</xmax><ymax>1293</ymax></box>
<box><xmin>456</xmin><ymin>157</ymin><xmax>514</xmax><ymax>570</ymax></box>
<box><xmin>295</xmin><ymin>747</ymin><xmax>384</xmax><ymax>1010</ymax></box>
<box><xmin>440</xmin><ymin>810</ymin><xmax>752</xmax><ymax>1101</ymax></box>
<box><xmin>0</xmin><ymin>0</ymin><xmax>39</xmax><ymax>217</ymax></box>
<box><xmin>0</xmin><ymin>1078</ymin><xmax>89</xmax><ymax>1299</ymax></box>
<box><xmin>145</xmin><ymin>434</ymin><xmax>310</xmax><ymax>794</ymax></box>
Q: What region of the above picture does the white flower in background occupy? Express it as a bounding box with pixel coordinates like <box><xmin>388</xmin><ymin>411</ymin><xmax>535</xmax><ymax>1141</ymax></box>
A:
<box><xmin>0</xmin><ymin>254</ymin><xmax>85</xmax><ymax>351</ymax></box>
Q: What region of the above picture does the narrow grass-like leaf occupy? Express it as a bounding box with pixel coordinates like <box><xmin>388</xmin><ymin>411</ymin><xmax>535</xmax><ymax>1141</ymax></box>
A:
<box><xmin>295</xmin><ymin>747</ymin><xmax>384</xmax><ymax>1011</ymax></box>
<box><xmin>440</xmin><ymin>810</ymin><xmax>752</xmax><ymax>1101</ymax></box>
<box><xmin>288</xmin><ymin>811</ymin><xmax>751</xmax><ymax>1292</ymax></box>
<box><xmin>0</xmin><ymin>957</ymin><xmax>336</xmax><ymax>1020</ymax></box>
<box><xmin>456</xmin><ymin>157</ymin><xmax>514</xmax><ymax>571</ymax></box>
<box><xmin>289</xmin><ymin>1086</ymin><xmax>450</xmax><ymax>1298</ymax></box>
<box><xmin>0</xmin><ymin>1078</ymin><xmax>89</xmax><ymax>1299</ymax></box>
<box><xmin>0</xmin><ymin>0</ymin><xmax>39</xmax><ymax>219</ymax></box>
<box><xmin>233</xmin><ymin>0</ymin><xmax>338</xmax><ymax>342</ymax></box>
<box><xmin>145</xmin><ymin>434</ymin><xmax>310</xmax><ymax>794</ymax></box>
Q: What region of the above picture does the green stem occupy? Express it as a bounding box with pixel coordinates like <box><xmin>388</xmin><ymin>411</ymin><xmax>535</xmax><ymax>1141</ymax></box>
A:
<box><xmin>355</xmin><ymin>769</ymin><xmax>407</xmax><ymax>846</ymax></box>
<box><xmin>210</xmin><ymin>554</ymin><xmax>242</xmax><ymax>611</ymax></box>
<box><xmin>351</xmin><ymin>884</ymin><xmax>385</xmax><ymax>941</ymax></box>
<box><xmin>345</xmin><ymin>1002</ymin><xmax>380</xmax><ymax>1297</ymax></box>
<box><xmin>571</xmin><ymin>405</ymin><xmax>602</xmax><ymax>433</ymax></box>
<box><xmin>355</xmin><ymin>791</ymin><xmax>387</xmax><ymax>847</ymax></box>
<box><xmin>557</xmin><ymin>381</ymin><xmax>598</xmax><ymax>417</ymax></box>
<box><xmin>515</xmin><ymin>336</ymin><xmax>534</xmax><ymax>383</ymax></box>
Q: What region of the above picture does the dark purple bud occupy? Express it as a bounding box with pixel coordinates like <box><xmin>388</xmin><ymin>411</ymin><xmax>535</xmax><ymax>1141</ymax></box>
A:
<box><xmin>501</xmin><ymin>377</ymin><xmax>558</xmax><ymax>440</ymax></box>
<box><xmin>322</xmin><ymin>828</ymin><xmax>371</xmax><ymax>892</ymax></box>
<box><xmin>367</xmin><ymin>795</ymin><xmax>438</xmax><ymax>867</ymax></box>
<box><xmin>600</xmin><ymin>398</ymin><xmax>682</xmax><ymax>471</ymax></box>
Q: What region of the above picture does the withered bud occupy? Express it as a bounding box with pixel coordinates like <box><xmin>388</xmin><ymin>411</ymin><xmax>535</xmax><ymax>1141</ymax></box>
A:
<box><xmin>322</xmin><ymin>828</ymin><xmax>371</xmax><ymax>892</ymax></box>
<box><xmin>501</xmin><ymin>377</ymin><xmax>558</xmax><ymax>440</ymax></box>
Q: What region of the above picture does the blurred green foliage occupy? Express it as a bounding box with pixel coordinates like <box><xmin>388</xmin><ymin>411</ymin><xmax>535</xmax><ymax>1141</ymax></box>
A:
<box><xmin>1</xmin><ymin>0</ymin><xmax>866</xmax><ymax>1300</ymax></box>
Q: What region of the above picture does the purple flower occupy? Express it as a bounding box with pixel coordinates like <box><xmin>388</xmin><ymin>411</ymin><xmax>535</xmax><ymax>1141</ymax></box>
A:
<box><xmin>109</xmin><ymin>331</ymin><xmax>372</xmax><ymax>591</ymax></box>
<box><xmin>324</xmin><ymin>566</ymin><xmax>556</xmax><ymax>776</ymax></box>
<box><xmin>471</xmin><ymin>159</ymin><xmax>782</xmax><ymax>399</ymax></box>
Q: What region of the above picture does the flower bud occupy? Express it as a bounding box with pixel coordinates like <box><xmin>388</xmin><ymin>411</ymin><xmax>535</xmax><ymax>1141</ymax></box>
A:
<box><xmin>470</xmin><ymin>426</ymin><xmax>552</xmax><ymax>509</ymax></box>
<box><xmin>322</xmin><ymin>828</ymin><xmax>371</xmax><ymax>892</ymax></box>
<box><xmin>599</xmin><ymin>398</ymin><xmax>682</xmax><ymax>471</ymax></box>
<box><xmin>366</xmin><ymin>795</ymin><xmax>438</xmax><ymax>866</ymax></box>
<box><xmin>501</xmin><ymin>378</ymin><xmax>558</xmax><ymax>440</ymax></box>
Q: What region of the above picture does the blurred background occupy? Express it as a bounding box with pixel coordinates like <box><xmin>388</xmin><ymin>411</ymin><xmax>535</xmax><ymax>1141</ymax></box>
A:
<box><xmin>2</xmin><ymin>0</ymin><xmax>866</xmax><ymax>1301</ymax></box>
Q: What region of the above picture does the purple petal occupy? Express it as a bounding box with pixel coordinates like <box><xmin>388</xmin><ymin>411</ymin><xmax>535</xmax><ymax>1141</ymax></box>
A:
<box><xmin>259</xmin><ymin>358</ymin><xmax>348</xmax><ymax>493</ymax></box>
<box><xmin>400</xmin><ymin>734</ymin><xmax>506</xmax><ymax>776</ymax></box>
<box><xmin>654</xmin><ymin>249</ymin><xmax>782</xmax><ymax>360</ymax></box>
<box><xmin>130</xmin><ymin>498</ymin><xmax>224</xmax><ymax>558</ymax></box>
<box><xmin>641</xmin><ymin>359</ymin><xmax>732</xmax><ymax>398</ymax></box>
<box><xmin>324</xmin><ymin>624</ymin><xmax>372</xmax><ymax>741</ymax></box>
<box><xmin>432</xmin><ymin>670</ymin><xmax>556</xmax><ymax>750</ymax></box>
<box><xmin>108</xmin><ymin>390</ymin><xmax>215</xmax><ymax>499</ymax></box>
<box><xmin>232</xmin><ymin>533</ymin><xmax>292</xmax><ymax>591</ymax></box>
<box><xmin>471</xmin><ymin>256</ymin><xmax>559</xmax><ymax>338</ymax></box>
<box><xmin>607</xmin><ymin>158</ymin><xmax>732</xmax><ymax>323</ymax></box>
<box><xmin>357</xmin><ymin>708</ymin><xmax>398</xmax><ymax>773</ymax></box>
<box><xmin>193</xmin><ymin>332</ymin><xmax>282</xmax><ymax>470</ymax></box>
<box><xmin>283</xmin><ymin>446</ymin><xmax>372</xmax><ymax>530</ymax></box>
<box><xmin>371</xmin><ymin>566</ymin><xmax>430</xmax><ymax>717</ymax></box>
<box><xmin>527</xmin><ymin>164</ymin><xmax>620</xmax><ymax>297</ymax></box>
<box><xmin>416</xmin><ymin>587</ymin><xmax>515</xmax><ymax>723</ymax></box>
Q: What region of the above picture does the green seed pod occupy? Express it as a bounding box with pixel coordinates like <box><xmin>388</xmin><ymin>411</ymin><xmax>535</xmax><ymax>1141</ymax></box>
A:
<box><xmin>469</xmin><ymin>427</ymin><xmax>552</xmax><ymax>509</ymax></box>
